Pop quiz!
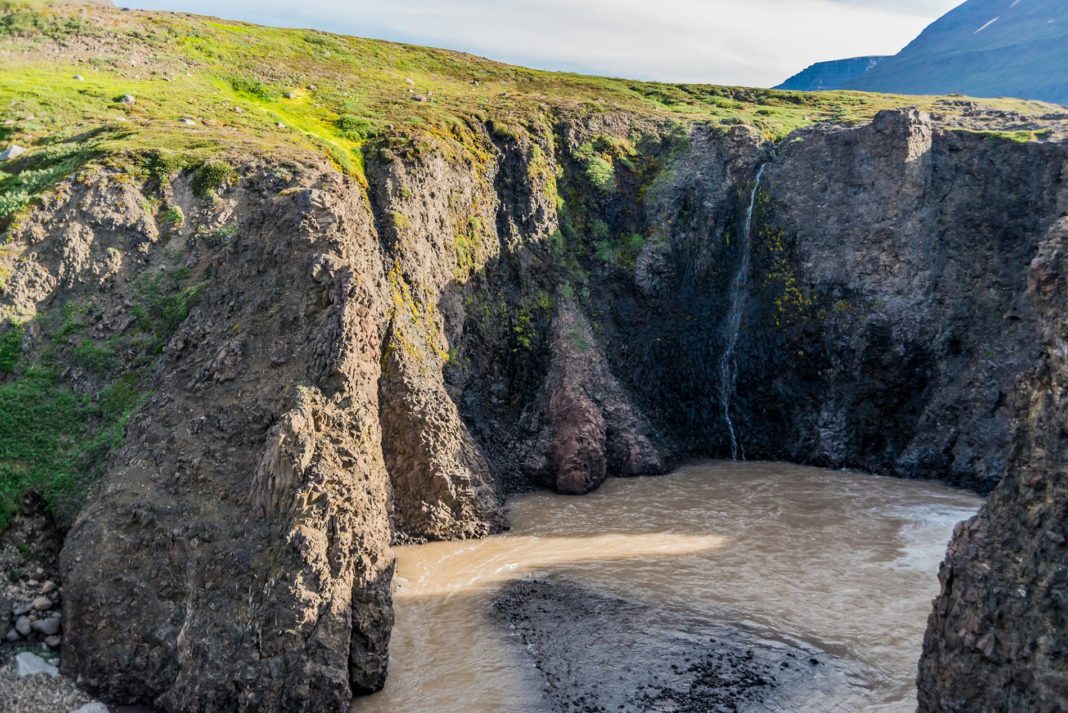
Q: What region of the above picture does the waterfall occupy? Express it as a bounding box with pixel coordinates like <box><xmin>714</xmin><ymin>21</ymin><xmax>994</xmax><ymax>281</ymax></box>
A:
<box><xmin>719</xmin><ymin>163</ymin><xmax>766</xmax><ymax>461</ymax></box>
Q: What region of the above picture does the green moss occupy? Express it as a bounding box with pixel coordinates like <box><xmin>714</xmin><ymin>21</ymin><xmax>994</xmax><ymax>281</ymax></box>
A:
<box><xmin>0</xmin><ymin>323</ymin><xmax>22</xmax><ymax>373</ymax></box>
<box><xmin>595</xmin><ymin>232</ymin><xmax>646</xmax><ymax>269</ymax></box>
<box><xmin>71</xmin><ymin>338</ymin><xmax>114</xmax><ymax>374</ymax></box>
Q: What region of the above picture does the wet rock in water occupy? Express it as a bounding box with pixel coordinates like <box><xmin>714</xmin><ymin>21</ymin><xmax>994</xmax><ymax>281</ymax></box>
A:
<box><xmin>14</xmin><ymin>652</ymin><xmax>58</xmax><ymax>678</ymax></box>
<box><xmin>493</xmin><ymin>578</ymin><xmax>854</xmax><ymax>712</ymax></box>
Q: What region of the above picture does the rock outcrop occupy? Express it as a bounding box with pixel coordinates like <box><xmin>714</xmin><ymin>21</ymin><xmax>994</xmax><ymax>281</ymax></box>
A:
<box><xmin>917</xmin><ymin>196</ymin><xmax>1068</xmax><ymax>710</ymax></box>
<box><xmin>0</xmin><ymin>106</ymin><xmax>1065</xmax><ymax>711</ymax></box>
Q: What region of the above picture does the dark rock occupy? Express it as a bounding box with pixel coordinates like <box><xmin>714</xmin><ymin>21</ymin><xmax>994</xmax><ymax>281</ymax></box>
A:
<box><xmin>917</xmin><ymin>214</ymin><xmax>1068</xmax><ymax>711</ymax></box>
<box><xmin>31</xmin><ymin>616</ymin><xmax>61</xmax><ymax>636</ymax></box>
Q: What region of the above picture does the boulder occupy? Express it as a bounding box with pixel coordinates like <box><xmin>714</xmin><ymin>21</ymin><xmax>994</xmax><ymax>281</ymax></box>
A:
<box><xmin>14</xmin><ymin>652</ymin><xmax>59</xmax><ymax>678</ymax></box>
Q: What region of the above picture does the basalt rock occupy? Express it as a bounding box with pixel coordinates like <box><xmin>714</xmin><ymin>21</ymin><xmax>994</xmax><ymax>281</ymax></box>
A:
<box><xmin>0</xmin><ymin>106</ymin><xmax>1064</xmax><ymax>711</ymax></box>
<box><xmin>916</xmin><ymin>208</ymin><xmax>1068</xmax><ymax>710</ymax></box>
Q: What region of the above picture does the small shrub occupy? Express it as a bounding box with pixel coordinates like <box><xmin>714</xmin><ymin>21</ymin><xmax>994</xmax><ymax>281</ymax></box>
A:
<box><xmin>230</xmin><ymin>77</ymin><xmax>275</xmax><ymax>101</ymax></box>
<box><xmin>585</xmin><ymin>156</ymin><xmax>616</xmax><ymax>193</ymax></box>
<box><xmin>160</xmin><ymin>205</ymin><xmax>184</xmax><ymax>230</ymax></box>
<box><xmin>196</xmin><ymin>224</ymin><xmax>237</xmax><ymax>248</ymax></box>
<box><xmin>191</xmin><ymin>161</ymin><xmax>237</xmax><ymax>200</ymax></box>
<box><xmin>72</xmin><ymin>339</ymin><xmax>114</xmax><ymax>374</ymax></box>
<box><xmin>336</xmin><ymin>114</ymin><xmax>376</xmax><ymax>141</ymax></box>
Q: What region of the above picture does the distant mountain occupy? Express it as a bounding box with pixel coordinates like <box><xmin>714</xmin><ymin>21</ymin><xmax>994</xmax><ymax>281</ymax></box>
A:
<box><xmin>778</xmin><ymin>56</ymin><xmax>888</xmax><ymax>92</ymax></box>
<box><xmin>777</xmin><ymin>0</ymin><xmax>1068</xmax><ymax>106</ymax></box>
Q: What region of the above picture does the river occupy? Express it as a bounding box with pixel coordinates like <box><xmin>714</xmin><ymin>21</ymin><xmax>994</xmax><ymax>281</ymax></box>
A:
<box><xmin>355</xmin><ymin>461</ymin><xmax>982</xmax><ymax>712</ymax></box>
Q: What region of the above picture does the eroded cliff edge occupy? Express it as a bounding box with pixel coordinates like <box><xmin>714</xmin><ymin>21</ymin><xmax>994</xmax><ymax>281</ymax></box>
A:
<box><xmin>1</xmin><ymin>108</ymin><xmax>1065</xmax><ymax>710</ymax></box>
<box><xmin>917</xmin><ymin>184</ymin><xmax>1068</xmax><ymax>711</ymax></box>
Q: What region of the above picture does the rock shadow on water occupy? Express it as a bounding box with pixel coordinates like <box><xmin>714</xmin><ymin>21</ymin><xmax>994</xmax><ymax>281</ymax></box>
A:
<box><xmin>492</xmin><ymin>577</ymin><xmax>863</xmax><ymax>713</ymax></box>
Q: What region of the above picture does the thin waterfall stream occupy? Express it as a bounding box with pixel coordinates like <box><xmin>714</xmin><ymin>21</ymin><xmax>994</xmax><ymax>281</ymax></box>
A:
<box><xmin>719</xmin><ymin>163</ymin><xmax>767</xmax><ymax>460</ymax></box>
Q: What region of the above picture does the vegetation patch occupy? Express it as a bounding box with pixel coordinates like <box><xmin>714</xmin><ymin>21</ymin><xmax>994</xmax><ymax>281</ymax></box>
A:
<box><xmin>191</xmin><ymin>160</ymin><xmax>237</xmax><ymax>200</ymax></box>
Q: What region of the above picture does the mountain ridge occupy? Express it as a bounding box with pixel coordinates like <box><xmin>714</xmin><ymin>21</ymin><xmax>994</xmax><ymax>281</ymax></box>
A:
<box><xmin>777</xmin><ymin>0</ymin><xmax>1068</xmax><ymax>106</ymax></box>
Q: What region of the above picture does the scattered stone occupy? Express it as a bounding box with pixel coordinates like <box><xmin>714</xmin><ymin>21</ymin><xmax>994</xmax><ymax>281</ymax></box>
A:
<box><xmin>180</xmin><ymin>118</ymin><xmax>197</xmax><ymax>126</ymax></box>
<box><xmin>15</xmin><ymin>616</ymin><xmax>31</xmax><ymax>636</ymax></box>
<box><xmin>233</xmin><ymin>106</ymin><xmax>243</xmax><ymax>113</ymax></box>
<box><xmin>32</xmin><ymin>596</ymin><xmax>52</xmax><ymax>612</ymax></box>
<box><xmin>40</xmin><ymin>581</ymin><xmax>56</xmax><ymax>594</ymax></box>
<box><xmin>307</xmin><ymin>84</ymin><xmax>317</xmax><ymax>91</ymax></box>
<box><xmin>31</xmin><ymin>617</ymin><xmax>61</xmax><ymax>636</ymax></box>
<box><xmin>276</xmin><ymin>122</ymin><xmax>286</xmax><ymax>129</ymax></box>
<box><xmin>412</xmin><ymin>95</ymin><xmax>428</xmax><ymax>103</ymax></box>
<box><xmin>5</xmin><ymin>629</ymin><xmax>18</xmax><ymax>642</ymax></box>
<box><xmin>0</xmin><ymin>144</ymin><xmax>26</xmax><ymax>161</ymax></box>
<box><xmin>13</xmin><ymin>601</ymin><xmax>32</xmax><ymax>616</ymax></box>
<box><xmin>404</xmin><ymin>77</ymin><xmax>415</xmax><ymax>86</ymax></box>
<box><xmin>284</xmin><ymin>90</ymin><xmax>295</xmax><ymax>99</ymax></box>
<box><xmin>44</xmin><ymin>635</ymin><xmax>61</xmax><ymax>649</ymax></box>
<box><xmin>74</xmin><ymin>74</ymin><xmax>85</xmax><ymax>81</ymax></box>
<box><xmin>14</xmin><ymin>652</ymin><xmax>58</xmax><ymax>678</ymax></box>
<box><xmin>119</xmin><ymin>94</ymin><xmax>136</xmax><ymax>105</ymax></box>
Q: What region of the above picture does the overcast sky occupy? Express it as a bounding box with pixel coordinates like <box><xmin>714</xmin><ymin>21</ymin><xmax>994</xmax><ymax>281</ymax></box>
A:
<box><xmin>118</xmin><ymin>0</ymin><xmax>964</xmax><ymax>87</ymax></box>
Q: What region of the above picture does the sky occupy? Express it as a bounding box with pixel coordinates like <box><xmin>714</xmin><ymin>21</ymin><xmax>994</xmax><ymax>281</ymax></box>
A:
<box><xmin>118</xmin><ymin>0</ymin><xmax>964</xmax><ymax>87</ymax></box>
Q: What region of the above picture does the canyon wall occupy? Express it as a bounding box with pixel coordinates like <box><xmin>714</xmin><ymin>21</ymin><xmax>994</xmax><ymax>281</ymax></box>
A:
<box><xmin>917</xmin><ymin>167</ymin><xmax>1068</xmax><ymax>711</ymax></box>
<box><xmin>1</xmin><ymin>109</ymin><xmax>1064</xmax><ymax>710</ymax></box>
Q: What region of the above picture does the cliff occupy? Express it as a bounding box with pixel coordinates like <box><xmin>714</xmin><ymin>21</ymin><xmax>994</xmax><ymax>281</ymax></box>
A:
<box><xmin>0</xmin><ymin>2</ymin><xmax>1066</xmax><ymax>711</ymax></box>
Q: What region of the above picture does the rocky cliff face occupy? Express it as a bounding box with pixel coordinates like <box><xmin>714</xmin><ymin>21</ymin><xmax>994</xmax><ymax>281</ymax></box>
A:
<box><xmin>917</xmin><ymin>182</ymin><xmax>1068</xmax><ymax>711</ymax></box>
<box><xmin>1</xmin><ymin>107</ymin><xmax>1065</xmax><ymax>710</ymax></box>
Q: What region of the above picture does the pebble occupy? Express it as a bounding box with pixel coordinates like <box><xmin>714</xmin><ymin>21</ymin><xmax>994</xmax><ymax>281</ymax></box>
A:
<box><xmin>13</xmin><ymin>601</ymin><xmax>32</xmax><ymax>616</ymax></box>
<box><xmin>120</xmin><ymin>94</ymin><xmax>136</xmax><ymax>105</ymax></box>
<box><xmin>15</xmin><ymin>616</ymin><xmax>31</xmax><ymax>636</ymax></box>
<box><xmin>14</xmin><ymin>652</ymin><xmax>58</xmax><ymax>678</ymax></box>
<box><xmin>41</xmin><ymin>581</ymin><xmax>56</xmax><ymax>594</ymax></box>
<box><xmin>180</xmin><ymin>118</ymin><xmax>197</xmax><ymax>126</ymax></box>
<box><xmin>32</xmin><ymin>596</ymin><xmax>51</xmax><ymax>612</ymax></box>
<box><xmin>74</xmin><ymin>75</ymin><xmax>85</xmax><ymax>81</ymax></box>
<box><xmin>277</xmin><ymin>122</ymin><xmax>286</xmax><ymax>129</ymax></box>
<box><xmin>31</xmin><ymin>617</ymin><xmax>61</xmax><ymax>636</ymax></box>
<box><xmin>4</xmin><ymin>629</ymin><xmax>18</xmax><ymax>642</ymax></box>
<box><xmin>44</xmin><ymin>635</ymin><xmax>61</xmax><ymax>649</ymax></box>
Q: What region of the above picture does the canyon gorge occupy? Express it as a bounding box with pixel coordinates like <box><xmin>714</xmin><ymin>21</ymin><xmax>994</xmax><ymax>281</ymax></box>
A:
<box><xmin>0</xmin><ymin>2</ymin><xmax>1066</xmax><ymax>711</ymax></box>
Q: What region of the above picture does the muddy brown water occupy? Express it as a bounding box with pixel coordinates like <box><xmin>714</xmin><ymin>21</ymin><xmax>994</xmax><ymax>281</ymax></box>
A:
<box><xmin>354</xmin><ymin>461</ymin><xmax>982</xmax><ymax>712</ymax></box>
